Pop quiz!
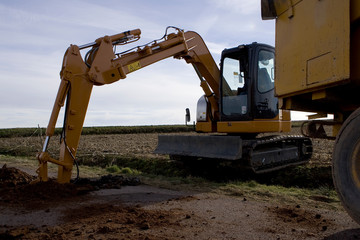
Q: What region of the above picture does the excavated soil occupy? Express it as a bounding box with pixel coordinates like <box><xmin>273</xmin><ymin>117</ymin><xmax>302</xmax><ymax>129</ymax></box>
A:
<box><xmin>0</xmin><ymin>164</ymin><xmax>140</xmax><ymax>206</ymax></box>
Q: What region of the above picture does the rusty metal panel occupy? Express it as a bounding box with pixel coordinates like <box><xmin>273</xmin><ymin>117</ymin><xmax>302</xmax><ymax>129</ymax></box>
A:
<box><xmin>274</xmin><ymin>0</ymin><xmax>350</xmax><ymax>97</ymax></box>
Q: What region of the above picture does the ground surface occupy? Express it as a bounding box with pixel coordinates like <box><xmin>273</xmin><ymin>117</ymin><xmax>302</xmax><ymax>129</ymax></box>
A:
<box><xmin>1</xmin><ymin>129</ymin><xmax>360</xmax><ymax>239</ymax></box>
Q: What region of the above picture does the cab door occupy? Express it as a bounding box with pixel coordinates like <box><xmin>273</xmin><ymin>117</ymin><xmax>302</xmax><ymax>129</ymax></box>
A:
<box><xmin>253</xmin><ymin>46</ymin><xmax>278</xmax><ymax>119</ymax></box>
<box><xmin>220</xmin><ymin>46</ymin><xmax>252</xmax><ymax>121</ymax></box>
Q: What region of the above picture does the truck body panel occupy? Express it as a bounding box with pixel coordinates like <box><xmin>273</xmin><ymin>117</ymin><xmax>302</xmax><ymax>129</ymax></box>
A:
<box><xmin>274</xmin><ymin>0</ymin><xmax>350</xmax><ymax>98</ymax></box>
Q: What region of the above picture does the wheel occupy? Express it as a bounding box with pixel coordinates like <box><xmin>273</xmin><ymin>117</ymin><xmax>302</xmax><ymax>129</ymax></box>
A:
<box><xmin>333</xmin><ymin>108</ymin><xmax>360</xmax><ymax>224</ymax></box>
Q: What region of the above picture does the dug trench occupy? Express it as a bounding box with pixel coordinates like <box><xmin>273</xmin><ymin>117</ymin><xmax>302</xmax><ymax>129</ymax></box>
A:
<box><xmin>1</xmin><ymin>127</ymin><xmax>360</xmax><ymax>239</ymax></box>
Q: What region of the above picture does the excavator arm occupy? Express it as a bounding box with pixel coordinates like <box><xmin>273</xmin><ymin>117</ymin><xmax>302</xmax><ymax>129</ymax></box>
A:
<box><xmin>37</xmin><ymin>27</ymin><xmax>221</xmax><ymax>183</ymax></box>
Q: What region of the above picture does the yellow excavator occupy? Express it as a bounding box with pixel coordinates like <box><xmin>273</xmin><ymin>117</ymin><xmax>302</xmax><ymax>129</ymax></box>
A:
<box><xmin>37</xmin><ymin>26</ymin><xmax>312</xmax><ymax>184</ymax></box>
<box><xmin>261</xmin><ymin>0</ymin><xmax>360</xmax><ymax>225</ymax></box>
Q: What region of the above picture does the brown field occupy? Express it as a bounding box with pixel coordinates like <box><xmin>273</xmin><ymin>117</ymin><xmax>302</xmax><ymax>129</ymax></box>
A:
<box><xmin>0</xmin><ymin>126</ymin><xmax>333</xmax><ymax>166</ymax></box>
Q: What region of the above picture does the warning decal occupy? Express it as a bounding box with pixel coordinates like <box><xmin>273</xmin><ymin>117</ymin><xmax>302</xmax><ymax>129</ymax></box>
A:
<box><xmin>127</xmin><ymin>61</ymin><xmax>141</xmax><ymax>72</ymax></box>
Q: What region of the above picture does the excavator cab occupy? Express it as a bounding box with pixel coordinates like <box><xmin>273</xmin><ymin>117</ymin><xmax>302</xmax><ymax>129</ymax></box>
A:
<box><xmin>195</xmin><ymin>43</ymin><xmax>289</xmax><ymax>134</ymax></box>
<box><xmin>200</xmin><ymin>43</ymin><xmax>290</xmax><ymax>134</ymax></box>
<box><xmin>220</xmin><ymin>43</ymin><xmax>278</xmax><ymax>122</ymax></box>
<box><xmin>156</xmin><ymin>43</ymin><xmax>311</xmax><ymax>172</ymax></box>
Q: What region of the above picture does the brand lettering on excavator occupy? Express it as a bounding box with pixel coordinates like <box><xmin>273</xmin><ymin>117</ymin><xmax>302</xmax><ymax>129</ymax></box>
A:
<box><xmin>127</xmin><ymin>61</ymin><xmax>141</xmax><ymax>73</ymax></box>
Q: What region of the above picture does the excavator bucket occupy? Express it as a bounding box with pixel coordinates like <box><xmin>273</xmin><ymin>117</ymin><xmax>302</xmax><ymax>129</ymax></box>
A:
<box><xmin>154</xmin><ymin>135</ymin><xmax>243</xmax><ymax>160</ymax></box>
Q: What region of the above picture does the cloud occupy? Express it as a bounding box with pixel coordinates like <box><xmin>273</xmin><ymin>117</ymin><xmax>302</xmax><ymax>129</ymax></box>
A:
<box><xmin>0</xmin><ymin>108</ymin><xmax>55</xmax><ymax>128</ymax></box>
<box><xmin>210</xmin><ymin>0</ymin><xmax>259</xmax><ymax>15</ymax></box>
<box><xmin>0</xmin><ymin>49</ymin><xmax>62</xmax><ymax>110</ymax></box>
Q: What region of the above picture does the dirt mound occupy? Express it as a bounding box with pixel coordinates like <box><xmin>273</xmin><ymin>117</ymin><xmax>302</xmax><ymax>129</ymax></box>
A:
<box><xmin>0</xmin><ymin>180</ymin><xmax>81</xmax><ymax>204</ymax></box>
<box><xmin>0</xmin><ymin>165</ymin><xmax>141</xmax><ymax>206</ymax></box>
<box><xmin>0</xmin><ymin>164</ymin><xmax>36</xmax><ymax>188</ymax></box>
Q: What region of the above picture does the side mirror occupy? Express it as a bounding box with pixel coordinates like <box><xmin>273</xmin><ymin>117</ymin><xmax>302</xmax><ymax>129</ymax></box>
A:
<box><xmin>185</xmin><ymin>108</ymin><xmax>191</xmax><ymax>125</ymax></box>
<box><xmin>261</xmin><ymin>0</ymin><xmax>277</xmax><ymax>20</ymax></box>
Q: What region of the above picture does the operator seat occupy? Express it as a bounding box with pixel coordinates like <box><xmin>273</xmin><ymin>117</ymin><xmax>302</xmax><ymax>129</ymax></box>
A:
<box><xmin>258</xmin><ymin>68</ymin><xmax>273</xmax><ymax>92</ymax></box>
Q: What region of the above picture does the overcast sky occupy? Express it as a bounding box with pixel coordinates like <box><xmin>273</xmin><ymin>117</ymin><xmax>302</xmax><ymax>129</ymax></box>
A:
<box><xmin>0</xmin><ymin>0</ymin><xmax>306</xmax><ymax>129</ymax></box>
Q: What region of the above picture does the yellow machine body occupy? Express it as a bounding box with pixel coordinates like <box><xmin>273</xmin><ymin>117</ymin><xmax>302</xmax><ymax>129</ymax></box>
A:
<box><xmin>262</xmin><ymin>0</ymin><xmax>360</xmax><ymax>136</ymax></box>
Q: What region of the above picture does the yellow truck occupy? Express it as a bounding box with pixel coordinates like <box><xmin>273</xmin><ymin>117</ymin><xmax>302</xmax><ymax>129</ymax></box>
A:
<box><xmin>262</xmin><ymin>0</ymin><xmax>360</xmax><ymax>224</ymax></box>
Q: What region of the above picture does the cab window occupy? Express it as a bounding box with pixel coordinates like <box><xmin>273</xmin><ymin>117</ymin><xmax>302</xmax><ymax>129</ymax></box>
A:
<box><xmin>222</xmin><ymin>56</ymin><xmax>248</xmax><ymax>116</ymax></box>
<box><xmin>257</xmin><ymin>50</ymin><xmax>274</xmax><ymax>93</ymax></box>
